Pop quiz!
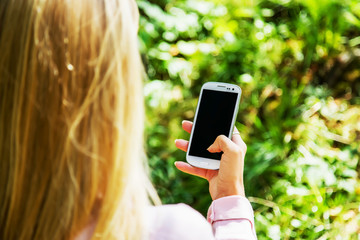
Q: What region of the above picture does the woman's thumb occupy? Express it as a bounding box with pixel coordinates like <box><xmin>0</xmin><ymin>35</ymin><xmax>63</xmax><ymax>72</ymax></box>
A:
<box><xmin>207</xmin><ymin>135</ymin><xmax>228</xmax><ymax>153</ymax></box>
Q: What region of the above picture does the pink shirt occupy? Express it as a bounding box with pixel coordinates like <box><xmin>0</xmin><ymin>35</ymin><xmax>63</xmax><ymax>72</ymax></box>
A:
<box><xmin>147</xmin><ymin>195</ymin><xmax>257</xmax><ymax>240</ymax></box>
<box><xmin>76</xmin><ymin>195</ymin><xmax>257</xmax><ymax>240</ymax></box>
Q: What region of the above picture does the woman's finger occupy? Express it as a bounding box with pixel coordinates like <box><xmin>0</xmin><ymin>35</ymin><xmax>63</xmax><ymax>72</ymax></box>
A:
<box><xmin>232</xmin><ymin>126</ymin><xmax>241</xmax><ymax>143</ymax></box>
<box><xmin>207</xmin><ymin>135</ymin><xmax>238</xmax><ymax>154</ymax></box>
<box><xmin>182</xmin><ymin>120</ymin><xmax>193</xmax><ymax>134</ymax></box>
<box><xmin>231</xmin><ymin>127</ymin><xmax>247</xmax><ymax>153</ymax></box>
<box><xmin>174</xmin><ymin>161</ymin><xmax>208</xmax><ymax>180</ymax></box>
<box><xmin>175</xmin><ymin>139</ymin><xmax>189</xmax><ymax>152</ymax></box>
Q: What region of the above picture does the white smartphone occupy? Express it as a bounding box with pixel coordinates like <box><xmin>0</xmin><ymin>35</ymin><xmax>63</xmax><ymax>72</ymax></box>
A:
<box><xmin>186</xmin><ymin>82</ymin><xmax>241</xmax><ymax>170</ymax></box>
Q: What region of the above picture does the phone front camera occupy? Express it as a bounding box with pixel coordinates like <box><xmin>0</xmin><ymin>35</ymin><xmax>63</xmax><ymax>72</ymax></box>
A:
<box><xmin>232</xmin><ymin>88</ymin><xmax>234</xmax><ymax>90</ymax></box>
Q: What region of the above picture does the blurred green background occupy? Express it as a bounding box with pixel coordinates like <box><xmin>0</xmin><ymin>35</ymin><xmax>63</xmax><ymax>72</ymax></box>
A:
<box><xmin>137</xmin><ymin>0</ymin><xmax>360</xmax><ymax>239</ymax></box>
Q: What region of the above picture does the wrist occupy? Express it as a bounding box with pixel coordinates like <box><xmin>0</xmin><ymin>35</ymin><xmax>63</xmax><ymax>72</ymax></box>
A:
<box><xmin>214</xmin><ymin>182</ymin><xmax>245</xmax><ymax>200</ymax></box>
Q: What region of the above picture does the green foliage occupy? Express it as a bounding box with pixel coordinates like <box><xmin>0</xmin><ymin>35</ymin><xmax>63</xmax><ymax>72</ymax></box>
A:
<box><xmin>138</xmin><ymin>0</ymin><xmax>360</xmax><ymax>239</ymax></box>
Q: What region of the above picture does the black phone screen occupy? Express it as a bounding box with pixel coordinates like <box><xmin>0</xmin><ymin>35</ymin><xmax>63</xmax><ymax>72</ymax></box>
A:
<box><xmin>189</xmin><ymin>89</ymin><xmax>238</xmax><ymax>160</ymax></box>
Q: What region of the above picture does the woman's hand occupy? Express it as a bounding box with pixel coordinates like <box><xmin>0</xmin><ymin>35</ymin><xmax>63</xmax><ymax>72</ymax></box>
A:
<box><xmin>174</xmin><ymin>120</ymin><xmax>247</xmax><ymax>200</ymax></box>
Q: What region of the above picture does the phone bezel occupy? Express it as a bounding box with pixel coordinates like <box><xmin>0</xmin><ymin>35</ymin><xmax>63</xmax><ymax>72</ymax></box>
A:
<box><xmin>186</xmin><ymin>82</ymin><xmax>241</xmax><ymax>170</ymax></box>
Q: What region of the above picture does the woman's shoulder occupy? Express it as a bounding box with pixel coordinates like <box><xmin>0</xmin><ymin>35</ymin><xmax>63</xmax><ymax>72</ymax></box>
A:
<box><xmin>147</xmin><ymin>203</ymin><xmax>214</xmax><ymax>240</ymax></box>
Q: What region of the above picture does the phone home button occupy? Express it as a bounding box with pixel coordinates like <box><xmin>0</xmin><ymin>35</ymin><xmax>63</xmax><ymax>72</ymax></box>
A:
<box><xmin>199</xmin><ymin>162</ymin><xmax>209</xmax><ymax>166</ymax></box>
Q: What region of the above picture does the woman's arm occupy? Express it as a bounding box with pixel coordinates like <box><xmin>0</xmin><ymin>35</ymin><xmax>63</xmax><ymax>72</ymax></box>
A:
<box><xmin>175</xmin><ymin>120</ymin><xmax>257</xmax><ymax>240</ymax></box>
<box><xmin>207</xmin><ymin>195</ymin><xmax>257</xmax><ymax>240</ymax></box>
<box><xmin>148</xmin><ymin>197</ymin><xmax>256</xmax><ymax>240</ymax></box>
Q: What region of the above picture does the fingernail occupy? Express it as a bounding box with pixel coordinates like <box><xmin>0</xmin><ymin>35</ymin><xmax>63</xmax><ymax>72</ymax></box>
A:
<box><xmin>174</xmin><ymin>161</ymin><xmax>178</xmax><ymax>166</ymax></box>
<box><xmin>174</xmin><ymin>139</ymin><xmax>178</xmax><ymax>144</ymax></box>
<box><xmin>181</xmin><ymin>120</ymin><xmax>186</xmax><ymax>124</ymax></box>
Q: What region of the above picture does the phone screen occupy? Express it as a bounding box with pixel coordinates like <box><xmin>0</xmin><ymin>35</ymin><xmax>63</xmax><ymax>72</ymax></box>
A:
<box><xmin>189</xmin><ymin>89</ymin><xmax>238</xmax><ymax>160</ymax></box>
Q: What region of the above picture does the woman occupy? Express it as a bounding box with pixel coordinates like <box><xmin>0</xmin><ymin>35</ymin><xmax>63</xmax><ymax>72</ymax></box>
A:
<box><xmin>0</xmin><ymin>0</ymin><xmax>257</xmax><ymax>239</ymax></box>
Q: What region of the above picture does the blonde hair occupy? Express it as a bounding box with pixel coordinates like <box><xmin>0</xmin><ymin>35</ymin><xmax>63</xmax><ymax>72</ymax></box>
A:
<box><xmin>0</xmin><ymin>0</ymin><xmax>158</xmax><ymax>239</ymax></box>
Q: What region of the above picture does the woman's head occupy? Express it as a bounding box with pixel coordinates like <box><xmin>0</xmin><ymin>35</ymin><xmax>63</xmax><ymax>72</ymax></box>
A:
<box><xmin>0</xmin><ymin>0</ymin><xmax>154</xmax><ymax>239</ymax></box>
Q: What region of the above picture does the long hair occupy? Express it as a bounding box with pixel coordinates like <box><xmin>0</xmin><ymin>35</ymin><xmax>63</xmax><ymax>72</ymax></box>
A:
<box><xmin>0</xmin><ymin>0</ymin><xmax>158</xmax><ymax>239</ymax></box>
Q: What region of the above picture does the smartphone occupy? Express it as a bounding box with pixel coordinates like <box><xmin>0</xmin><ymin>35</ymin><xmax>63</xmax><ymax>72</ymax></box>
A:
<box><xmin>186</xmin><ymin>82</ymin><xmax>241</xmax><ymax>170</ymax></box>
